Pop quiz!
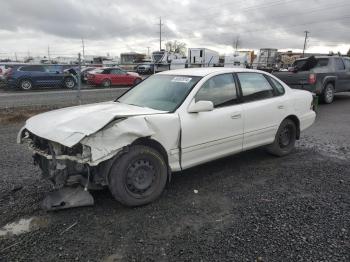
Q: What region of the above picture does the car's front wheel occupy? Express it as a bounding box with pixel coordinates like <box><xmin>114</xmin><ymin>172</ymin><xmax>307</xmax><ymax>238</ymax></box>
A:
<box><xmin>267</xmin><ymin>119</ymin><xmax>297</xmax><ymax>157</ymax></box>
<box><xmin>108</xmin><ymin>145</ymin><xmax>168</xmax><ymax>206</ymax></box>
<box><xmin>20</xmin><ymin>79</ymin><xmax>33</xmax><ymax>91</ymax></box>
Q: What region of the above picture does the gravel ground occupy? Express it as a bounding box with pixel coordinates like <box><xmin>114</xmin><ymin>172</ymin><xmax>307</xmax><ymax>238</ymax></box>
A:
<box><xmin>0</xmin><ymin>94</ymin><xmax>349</xmax><ymax>262</ymax></box>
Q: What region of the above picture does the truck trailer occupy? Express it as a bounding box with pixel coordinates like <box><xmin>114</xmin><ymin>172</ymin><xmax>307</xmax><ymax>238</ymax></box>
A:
<box><xmin>188</xmin><ymin>48</ymin><xmax>219</xmax><ymax>67</ymax></box>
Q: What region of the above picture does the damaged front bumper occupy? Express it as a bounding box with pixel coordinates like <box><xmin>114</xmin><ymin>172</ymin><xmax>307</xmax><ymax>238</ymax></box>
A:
<box><xmin>18</xmin><ymin>129</ymin><xmax>107</xmax><ymax>210</ymax></box>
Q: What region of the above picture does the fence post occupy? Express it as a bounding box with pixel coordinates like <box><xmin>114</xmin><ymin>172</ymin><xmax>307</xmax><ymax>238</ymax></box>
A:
<box><xmin>77</xmin><ymin>53</ymin><xmax>82</xmax><ymax>105</ymax></box>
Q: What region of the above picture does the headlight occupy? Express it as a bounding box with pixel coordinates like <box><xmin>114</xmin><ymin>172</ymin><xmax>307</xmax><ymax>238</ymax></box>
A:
<box><xmin>82</xmin><ymin>145</ymin><xmax>91</xmax><ymax>159</ymax></box>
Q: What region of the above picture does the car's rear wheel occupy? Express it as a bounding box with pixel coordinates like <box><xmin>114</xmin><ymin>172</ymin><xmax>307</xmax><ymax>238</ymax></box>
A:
<box><xmin>102</xmin><ymin>79</ymin><xmax>111</xmax><ymax>88</ymax></box>
<box><xmin>64</xmin><ymin>77</ymin><xmax>76</xmax><ymax>89</ymax></box>
<box><xmin>20</xmin><ymin>79</ymin><xmax>33</xmax><ymax>90</ymax></box>
<box><xmin>108</xmin><ymin>145</ymin><xmax>168</xmax><ymax>206</ymax></box>
<box><xmin>267</xmin><ymin>119</ymin><xmax>297</xmax><ymax>157</ymax></box>
<box><xmin>133</xmin><ymin>78</ymin><xmax>142</xmax><ymax>86</ymax></box>
<box><xmin>322</xmin><ymin>83</ymin><xmax>335</xmax><ymax>104</ymax></box>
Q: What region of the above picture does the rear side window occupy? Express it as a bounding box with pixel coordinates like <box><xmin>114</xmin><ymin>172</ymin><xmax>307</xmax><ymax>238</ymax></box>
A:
<box><xmin>195</xmin><ymin>73</ymin><xmax>237</xmax><ymax>108</ymax></box>
<box><xmin>334</xmin><ymin>58</ymin><xmax>345</xmax><ymax>70</ymax></box>
<box><xmin>315</xmin><ymin>58</ymin><xmax>329</xmax><ymax>67</ymax></box>
<box><xmin>268</xmin><ymin>76</ymin><xmax>285</xmax><ymax>95</ymax></box>
<box><xmin>20</xmin><ymin>65</ymin><xmax>45</xmax><ymax>72</ymax></box>
<box><xmin>237</xmin><ymin>73</ymin><xmax>274</xmax><ymax>102</ymax></box>
<box><xmin>343</xmin><ymin>58</ymin><xmax>350</xmax><ymax>69</ymax></box>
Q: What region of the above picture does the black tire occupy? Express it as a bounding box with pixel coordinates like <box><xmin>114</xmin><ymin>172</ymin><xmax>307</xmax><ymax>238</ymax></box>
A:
<box><xmin>19</xmin><ymin>79</ymin><xmax>33</xmax><ymax>91</ymax></box>
<box><xmin>133</xmin><ymin>78</ymin><xmax>142</xmax><ymax>86</ymax></box>
<box><xmin>267</xmin><ymin>119</ymin><xmax>297</xmax><ymax>157</ymax></box>
<box><xmin>108</xmin><ymin>145</ymin><xmax>168</xmax><ymax>206</ymax></box>
<box><xmin>321</xmin><ymin>83</ymin><xmax>335</xmax><ymax>104</ymax></box>
<box><xmin>64</xmin><ymin>77</ymin><xmax>76</xmax><ymax>89</ymax></box>
<box><xmin>102</xmin><ymin>79</ymin><xmax>111</xmax><ymax>88</ymax></box>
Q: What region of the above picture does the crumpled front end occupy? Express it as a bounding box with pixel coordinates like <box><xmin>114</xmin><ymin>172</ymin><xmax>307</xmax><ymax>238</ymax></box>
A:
<box><xmin>20</xmin><ymin>129</ymin><xmax>101</xmax><ymax>189</ymax></box>
<box><xmin>18</xmin><ymin>114</ymin><xmax>181</xmax><ymax>191</ymax></box>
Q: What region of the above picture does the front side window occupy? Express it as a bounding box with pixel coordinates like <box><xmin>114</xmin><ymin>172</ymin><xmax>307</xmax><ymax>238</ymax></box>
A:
<box><xmin>237</xmin><ymin>73</ymin><xmax>274</xmax><ymax>102</ymax></box>
<box><xmin>111</xmin><ymin>69</ymin><xmax>126</xmax><ymax>75</ymax></box>
<box><xmin>45</xmin><ymin>65</ymin><xmax>62</xmax><ymax>73</ymax></box>
<box><xmin>195</xmin><ymin>73</ymin><xmax>237</xmax><ymax>107</ymax></box>
<box><xmin>117</xmin><ymin>75</ymin><xmax>202</xmax><ymax>111</ymax></box>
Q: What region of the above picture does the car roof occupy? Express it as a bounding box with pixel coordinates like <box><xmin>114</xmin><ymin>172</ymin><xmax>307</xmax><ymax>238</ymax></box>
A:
<box><xmin>157</xmin><ymin>67</ymin><xmax>265</xmax><ymax>77</ymax></box>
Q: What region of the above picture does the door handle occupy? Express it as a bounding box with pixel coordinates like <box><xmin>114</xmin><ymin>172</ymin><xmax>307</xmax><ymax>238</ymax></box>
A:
<box><xmin>278</xmin><ymin>105</ymin><xmax>285</xmax><ymax>109</ymax></box>
<box><xmin>231</xmin><ymin>114</ymin><xmax>241</xmax><ymax>119</ymax></box>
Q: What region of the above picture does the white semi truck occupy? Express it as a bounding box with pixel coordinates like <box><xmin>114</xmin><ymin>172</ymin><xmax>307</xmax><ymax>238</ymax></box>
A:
<box><xmin>152</xmin><ymin>50</ymin><xmax>183</xmax><ymax>72</ymax></box>
<box><xmin>188</xmin><ymin>48</ymin><xmax>219</xmax><ymax>67</ymax></box>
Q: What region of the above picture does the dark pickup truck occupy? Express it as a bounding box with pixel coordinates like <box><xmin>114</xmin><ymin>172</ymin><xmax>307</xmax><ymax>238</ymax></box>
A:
<box><xmin>273</xmin><ymin>56</ymin><xmax>350</xmax><ymax>103</ymax></box>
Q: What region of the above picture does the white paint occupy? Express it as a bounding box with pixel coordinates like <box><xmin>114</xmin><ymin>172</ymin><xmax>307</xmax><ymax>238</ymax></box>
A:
<box><xmin>19</xmin><ymin>68</ymin><xmax>315</xmax><ymax>175</ymax></box>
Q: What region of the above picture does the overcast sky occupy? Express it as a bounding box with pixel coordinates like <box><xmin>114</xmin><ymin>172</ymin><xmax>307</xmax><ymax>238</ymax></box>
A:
<box><xmin>0</xmin><ymin>0</ymin><xmax>349</xmax><ymax>59</ymax></box>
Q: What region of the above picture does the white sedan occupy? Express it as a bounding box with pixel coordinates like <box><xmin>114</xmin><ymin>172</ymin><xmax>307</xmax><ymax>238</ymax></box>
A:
<box><xmin>18</xmin><ymin>68</ymin><xmax>316</xmax><ymax>208</ymax></box>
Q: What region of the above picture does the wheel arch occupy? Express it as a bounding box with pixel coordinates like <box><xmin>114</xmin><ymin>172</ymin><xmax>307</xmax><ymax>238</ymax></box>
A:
<box><xmin>322</xmin><ymin>76</ymin><xmax>336</xmax><ymax>90</ymax></box>
<box><xmin>283</xmin><ymin>115</ymin><xmax>300</xmax><ymax>140</ymax></box>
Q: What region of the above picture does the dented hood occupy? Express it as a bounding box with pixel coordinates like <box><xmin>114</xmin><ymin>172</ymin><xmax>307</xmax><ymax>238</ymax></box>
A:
<box><xmin>24</xmin><ymin>101</ymin><xmax>166</xmax><ymax>147</ymax></box>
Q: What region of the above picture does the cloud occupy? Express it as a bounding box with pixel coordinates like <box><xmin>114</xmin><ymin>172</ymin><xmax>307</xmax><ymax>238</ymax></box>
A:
<box><xmin>0</xmin><ymin>0</ymin><xmax>349</xmax><ymax>58</ymax></box>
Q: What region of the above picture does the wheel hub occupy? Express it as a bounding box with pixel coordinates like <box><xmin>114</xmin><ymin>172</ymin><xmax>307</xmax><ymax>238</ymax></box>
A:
<box><xmin>279</xmin><ymin>126</ymin><xmax>292</xmax><ymax>147</ymax></box>
<box><xmin>126</xmin><ymin>160</ymin><xmax>155</xmax><ymax>195</ymax></box>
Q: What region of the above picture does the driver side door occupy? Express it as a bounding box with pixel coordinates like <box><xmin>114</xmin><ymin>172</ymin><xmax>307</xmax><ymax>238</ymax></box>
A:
<box><xmin>179</xmin><ymin>73</ymin><xmax>244</xmax><ymax>169</ymax></box>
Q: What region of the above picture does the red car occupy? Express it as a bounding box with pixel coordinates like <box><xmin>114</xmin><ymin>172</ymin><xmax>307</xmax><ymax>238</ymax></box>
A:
<box><xmin>87</xmin><ymin>67</ymin><xmax>142</xmax><ymax>87</ymax></box>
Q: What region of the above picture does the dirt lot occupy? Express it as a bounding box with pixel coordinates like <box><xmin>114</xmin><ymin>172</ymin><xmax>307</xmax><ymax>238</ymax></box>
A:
<box><xmin>0</xmin><ymin>94</ymin><xmax>349</xmax><ymax>262</ymax></box>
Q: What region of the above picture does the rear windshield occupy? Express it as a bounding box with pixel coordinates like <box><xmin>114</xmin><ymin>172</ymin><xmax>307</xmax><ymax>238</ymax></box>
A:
<box><xmin>294</xmin><ymin>58</ymin><xmax>329</xmax><ymax>71</ymax></box>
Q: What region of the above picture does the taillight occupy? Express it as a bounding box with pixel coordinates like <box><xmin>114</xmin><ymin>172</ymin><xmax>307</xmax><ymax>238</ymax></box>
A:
<box><xmin>4</xmin><ymin>68</ymin><xmax>13</xmax><ymax>77</ymax></box>
<box><xmin>308</xmin><ymin>73</ymin><xmax>316</xmax><ymax>84</ymax></box>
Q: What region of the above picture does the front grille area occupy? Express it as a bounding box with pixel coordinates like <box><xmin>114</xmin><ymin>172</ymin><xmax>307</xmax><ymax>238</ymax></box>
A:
<box><xmin>28</xmin><ymin>131</ymin><xmax>82</xmax><ymax>156</ymax></box>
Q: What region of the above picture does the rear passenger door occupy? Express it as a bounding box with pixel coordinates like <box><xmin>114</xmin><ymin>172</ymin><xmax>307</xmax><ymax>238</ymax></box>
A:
<box><xmin>236</xmin><ymin>72</ymin><xmax>288</xmax><ymax>150</ymax></box>
<box><xmin>20</xmin><ymin>65</ymin><xmax>46</xmax><ymax>86</ymax></box>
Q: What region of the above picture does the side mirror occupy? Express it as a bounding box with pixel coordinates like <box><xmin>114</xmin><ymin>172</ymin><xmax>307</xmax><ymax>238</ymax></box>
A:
<box><xmin>188</xmin><ymin>100</ymin><xmax>214</xmax><ymax>113</ymax></box>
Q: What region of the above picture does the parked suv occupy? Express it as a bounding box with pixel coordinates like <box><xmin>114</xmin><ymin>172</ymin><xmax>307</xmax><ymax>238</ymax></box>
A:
<box><xmin>5</xmin><ymin>64</ymin><xmax>77</xmax><ymax>90</ymax></box>
<box><xmin>273</xmin><ymin>56</ymin><xmax>350</xmax><ymax>103</ymax></box>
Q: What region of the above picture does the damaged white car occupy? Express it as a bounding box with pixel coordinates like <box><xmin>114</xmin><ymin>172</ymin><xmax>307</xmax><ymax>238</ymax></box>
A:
<box><xmin>18</xmin><ymin>68</ymin><xmax>316</xmax><ymax>209</ymax></box>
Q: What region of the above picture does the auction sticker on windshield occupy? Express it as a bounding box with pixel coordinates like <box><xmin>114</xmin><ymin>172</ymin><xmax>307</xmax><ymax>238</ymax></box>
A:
<box><xmin>171</xmin><ymin>77</ymin><xmax>192</xmax><ymax>83</ymax></box>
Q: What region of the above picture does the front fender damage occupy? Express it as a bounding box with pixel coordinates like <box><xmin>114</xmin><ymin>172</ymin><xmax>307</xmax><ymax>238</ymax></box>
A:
<box><xmin>20</xmin><ymin>114</ymin><xmax>181</xmax><ymax>210</ymax></box>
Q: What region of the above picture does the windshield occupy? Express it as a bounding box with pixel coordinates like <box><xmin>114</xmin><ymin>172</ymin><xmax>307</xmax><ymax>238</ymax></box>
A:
<box><xmin>117</xmin><ymin>74</ymin><xmax>202</xmax><ymax>111</ymax></box>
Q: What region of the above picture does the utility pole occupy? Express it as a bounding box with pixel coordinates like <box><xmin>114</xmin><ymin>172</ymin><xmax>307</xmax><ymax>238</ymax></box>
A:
<box><xmin>158</xmin><ymin>17</ymin><xmax>164</xmax><ymax>51</ymax></box>
<box><xmin>48</xmin><ymin>45</ymin><xmax>51</xmax><ymax>62</ymax></box>
<box><xmin>302</xmin><ymin>31</ymin><xmax>309</xmax><ymax>57</ymax></box>
<box><xmin>147</xmin><ymin>46</ymin><xmax>150</xmax><ymax>57</ymax></box>
<box><xmin>81</xmin><ymin>38</ymin><xmax>85</xmax><ymax>65</ymax></box>
<box><xmin>77</xmin><ymin>53</ymin><xmax>82</xmax><ymax>105</ymax></box>
<box><xmin>14</xmin><ymin>52</ymin><xmax>18</xmax><ymax>62</ymax></box>
<box><xmin>234</xmin><ymin>35</ymin><xmax>240</xmax><ymax>51</ymax></box>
